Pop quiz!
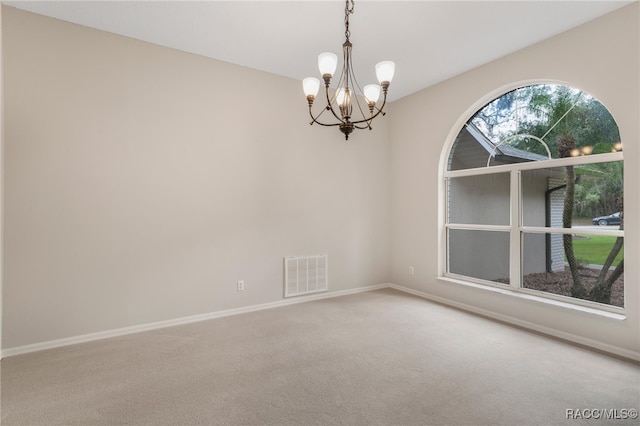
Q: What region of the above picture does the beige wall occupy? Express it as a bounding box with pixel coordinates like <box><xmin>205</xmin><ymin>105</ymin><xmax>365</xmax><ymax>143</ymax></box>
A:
<box><xmin>1</xmin><ymin>7</ymin><xmax>390</xmax><ymax>349</ymax></box>
<box><xmin>390</xmin><ymin>3</ymin><xmax>639</xmax><ymax>356</ymax></box>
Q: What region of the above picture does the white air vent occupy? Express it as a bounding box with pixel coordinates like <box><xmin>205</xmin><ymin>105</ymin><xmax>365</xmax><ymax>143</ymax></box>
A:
<box><xmin>284</xmin><ymin>255</ymin><xmax>328</xmax><ymax>298</ymax></box>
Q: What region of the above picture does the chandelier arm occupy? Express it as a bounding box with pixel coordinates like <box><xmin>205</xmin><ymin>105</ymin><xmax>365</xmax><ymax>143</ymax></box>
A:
<box><xmin>311</xmin><ymin>121</ymin><xmax>344</xmax><ymax>128</ymax></box>
<box><xmin>348</xmin><ymin>92</ymin><xmax>388</xmax><ymax>126</ymax></box>
<box><xmin>344</xmin><ymin>48</ymin><xmax>371</xmax><ymax>125</ymax></box>
<box><xmin>323</xmin><ymin>103</ymin><xmax>346</xmax><ymax>125</ymax></box>
<box><xmin>322</xmin><ymin>83</ymin><xmax>347</xmax><ymax>124</ymax></box>
<box><xmin>352</xmin><ymin>97</ymin><xmax>369</xmax><ymax>126</ymax></box>
<box><xmin>369</xmin><ymin>103</ymin><xmax>387</xmax><ymax>116</ymax></box>
<box><xmin>348</xmin><ymin>108</ymin><xmax>386</xmax><ymax>126</ymax></box>
<box><xmin>308</xmin><ymin>106</ymin><xmax>342</xmax><ymax>127</ymax></box>
<box><xmin>308</xmin><ymin>106</ymin><xmax>326</xmax><ymax>125</ymax></box>
<box><xmin>353</xmin><ymin>123</ymin><xmax>372</xmax><ymax>130</ymax></box>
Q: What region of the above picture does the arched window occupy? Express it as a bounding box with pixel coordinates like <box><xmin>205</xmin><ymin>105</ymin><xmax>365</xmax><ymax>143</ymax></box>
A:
<box><xmin>444</xmin><ymin>84</ymin><xmax>624</xmax><ymax>311</ymax></box>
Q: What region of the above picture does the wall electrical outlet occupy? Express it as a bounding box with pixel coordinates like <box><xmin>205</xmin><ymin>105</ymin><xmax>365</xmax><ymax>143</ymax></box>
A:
<box><xmin>237</xmin><ymin>280</ymin><xmax>245</xmax><ymax>291</ymax></box>
<box><xmin>409</xmin><ymin>267</ymin><xmax>415</xmax><ymax>275</ymax></box>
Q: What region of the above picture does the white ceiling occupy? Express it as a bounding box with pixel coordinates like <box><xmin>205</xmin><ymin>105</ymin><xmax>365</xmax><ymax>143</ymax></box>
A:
<box><xmin>4</xmin><ymin>1</ymin><xmax>634</xmax><ymax>101</ymax></box>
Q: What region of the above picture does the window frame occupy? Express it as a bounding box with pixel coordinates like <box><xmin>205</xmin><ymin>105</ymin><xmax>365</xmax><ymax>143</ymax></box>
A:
<box><xmin>442</xmin><ymin>147</ymin><xmax>625</xmax><ymax>314</ymax></box>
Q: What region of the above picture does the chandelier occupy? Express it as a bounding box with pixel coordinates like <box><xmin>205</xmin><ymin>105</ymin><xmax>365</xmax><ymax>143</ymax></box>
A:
<box><xmin>302</xmin><ymin>0</ymin><xmax>395</xmax><ymax>140</ymax></box>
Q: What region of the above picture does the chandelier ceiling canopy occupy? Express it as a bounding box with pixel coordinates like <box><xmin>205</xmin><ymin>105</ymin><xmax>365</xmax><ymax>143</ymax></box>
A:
<box><xmin>303</xmin><ymin>0</ymin><xmax>395</xmax><ymax>140</ymax></box>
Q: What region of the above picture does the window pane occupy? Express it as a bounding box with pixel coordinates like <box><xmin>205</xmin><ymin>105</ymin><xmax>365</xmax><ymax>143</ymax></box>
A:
<box><xmin>522</xmin><ymin>232</ymin><xmax>624</xmax><ymax>307</ymax></box>
<box><xmin>448</xmin><ymin>229</ymin><xmax>510</xmax><ymax>284</ymax></box>
<box><xmin>521</xmin><ymin>162</ymin><xmax>623</xmax><ymax>228</ymax></box>
<box><xmin>449</xmin><ymin>85</ymin><xmax>621</xmax><ymax>171</ymax></box>
<box><xmin>448</xmin><ymin>173</ymin><xmax>509</xmax><ymax>226</ymax></box>
<box><xmin>449</xmin><ymin>122</ymin><xmax>552</xmax><ymax>171</ymax></box>
<box><xmin>468</xmin><ymin>85</ymin><xmax>621</xmax><ymax>161</ymax></box>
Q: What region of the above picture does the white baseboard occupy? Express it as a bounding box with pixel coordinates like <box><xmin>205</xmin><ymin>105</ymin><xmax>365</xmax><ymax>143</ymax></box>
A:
<box><xmin>1</xmin><ymin>284</ymin><xmax>388</xmax><ymax>358</ymax></box>
<box><xmin>388</xmin><ymin>283</ymin><xmax>640</xmax><ymax>362</ymax></box>
<box><xmin>4</xmin><ymin>282</ymin><xmax>636</xmax><ymax>362</ymax></box>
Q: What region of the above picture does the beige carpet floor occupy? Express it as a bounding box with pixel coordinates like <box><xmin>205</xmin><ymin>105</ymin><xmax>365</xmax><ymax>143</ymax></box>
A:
<box><xmin>1</xmin><ymin>288</ymin><xmax>639</xmax><ymax>425</ymax></box>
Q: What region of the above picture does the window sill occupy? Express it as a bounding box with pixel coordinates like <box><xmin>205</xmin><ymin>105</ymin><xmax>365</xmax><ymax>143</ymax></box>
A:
<box><xmin>437</xmin><ymin>276</ymin><xmax>627</xmax><ymax>321</ymax></box>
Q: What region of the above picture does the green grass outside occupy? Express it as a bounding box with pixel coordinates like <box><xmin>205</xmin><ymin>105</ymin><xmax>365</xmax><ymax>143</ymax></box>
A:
<box><xmin>572</xmin><ymin>235</ymin><xmax>624</xmax><ymax>266</ymax></box>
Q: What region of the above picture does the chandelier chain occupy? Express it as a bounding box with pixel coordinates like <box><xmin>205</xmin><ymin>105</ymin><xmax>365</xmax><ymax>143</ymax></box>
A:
<box><xmin>344</xmin><ymin>0</ymin><xmax>354</xmax><ymax>41</ymax></box>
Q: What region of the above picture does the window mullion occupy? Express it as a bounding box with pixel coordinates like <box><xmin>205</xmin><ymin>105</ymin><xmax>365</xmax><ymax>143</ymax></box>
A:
<box><xmin>509</xmin><ymin>170</ymin><xmax>521</xmax><ymax>290</ymax></box>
